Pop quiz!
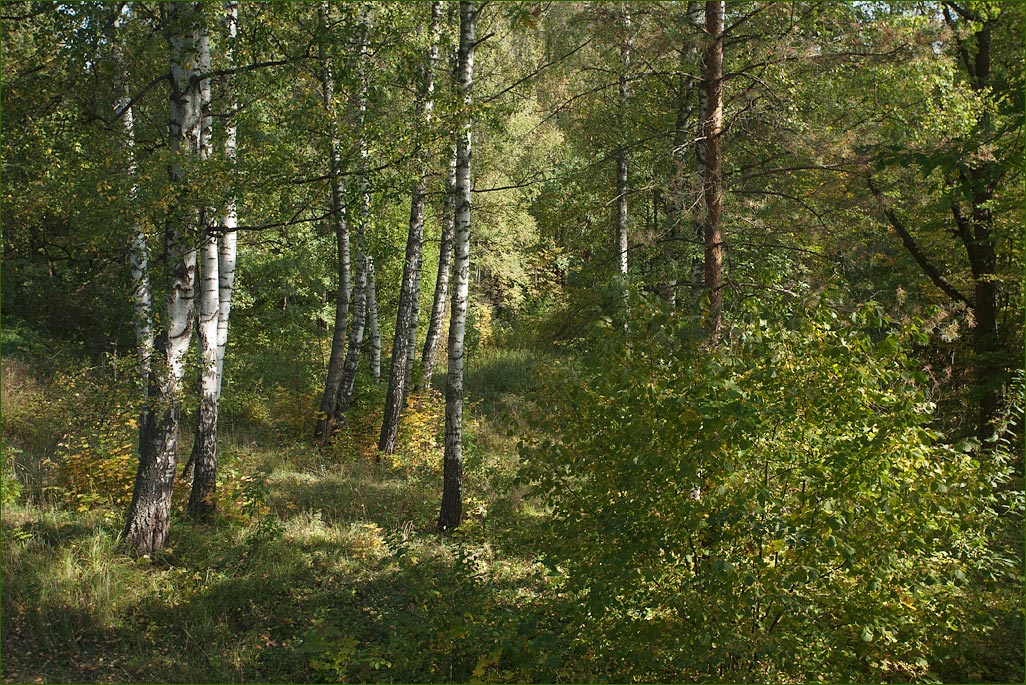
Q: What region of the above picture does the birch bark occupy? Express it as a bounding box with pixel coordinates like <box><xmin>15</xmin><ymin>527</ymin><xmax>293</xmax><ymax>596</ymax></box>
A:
<box><xmin>614</xmin><ymin>5</ymin><xmax>631</xmax><ymax>278</ymax></box>
<box><xmin>314</xmin><ymin>2</ymin><xmax>353</xmax><ymax>440</ymax></box>
<box><xmin>113</xmin><ymin>10</ymin><xmax>154</xmax><ymax>393</ymax></box>
<box><xmin>187</xmin><ymin>1</ymin><xmax>240</xmax><ymax>519</ymax></box>
<box><xmin>123</xmin><ymin>1</ymin><xmax>205</xmax><ymax>554</ymax></box>
<box><xmin>366</xmin><ymin>259</ymin><xmax>381</xmax><ymax>383</ymax></box>
<box><xmin>333</xmin><ymin>7</ymin><xmax>372</xmax><ymax>426</ymax></box>
<box><xmin>215</xmin><ymin>0</ymin><xmax>239</xmax><ymax>399</ymax></box>
<box><xmin>418</xmin><ymin>152</ymin><xmax>458</xmax><ymax>391</ymax></box>
<box><xmin>439</xmin><ymin>0</ymin><xmax>475</xmax><ymax>532</ymax></box>
<box><xmin>379</xmin><ymin>1</ymin><xmax>442</xmax><ymax>453</ymax></box>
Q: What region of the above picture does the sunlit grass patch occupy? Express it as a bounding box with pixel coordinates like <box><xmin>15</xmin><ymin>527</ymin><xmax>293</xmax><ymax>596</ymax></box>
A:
<box><xmin>1</xmin><ymin>504</ymin><xmax>175</xmax><ymax>652</ymax></box>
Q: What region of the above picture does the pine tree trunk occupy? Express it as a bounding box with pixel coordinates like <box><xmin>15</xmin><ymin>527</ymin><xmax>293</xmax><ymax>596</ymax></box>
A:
<box><xmin>314</xmin><ymin>2</ymin><xmax>352</xmax><ymax>440</ymax></box>
<box><xmin>439</xmin><ymin>0</ymin><xmax>475</xmax><ymax>532</ymax></box>
<box><xmin>701</xmin><ymin>0</ymin><xmax>724</xmax><ymax>342</ymax></box>
<box><xmin>418</xmin><ymin>148</ymin><xmax>457</xmax><ymax>392</ymax></box>
<box><xmin>380</xmin><ymin>1</ymin><xmax>441</xmax><ymax>454</ymax></box>
<box><xmin>123</xmin><ymin>1</ymin><xmax>205</xmax><ymax>555</ymax></box>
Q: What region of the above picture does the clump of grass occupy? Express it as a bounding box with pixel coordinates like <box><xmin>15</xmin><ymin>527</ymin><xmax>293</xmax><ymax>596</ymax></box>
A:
<box><xmin>1</xmin><ymin>504</ymin><xmax>174</xmax><ymax>654</ymax></box>
<box><xmin>466</xmin><ymin>347</ymin><xmax>547</xmax><ymax>400</ymax></box>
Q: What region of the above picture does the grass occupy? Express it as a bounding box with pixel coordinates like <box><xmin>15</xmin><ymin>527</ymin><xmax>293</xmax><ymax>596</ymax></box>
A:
<box><xmin>3</xmin><ymin>342</ymin><xmax>1023</xmax><ymax>683</ymax></box>
<box><xmin>1</xmin><ymin>346</ymin><xmax>581</xmax><ymax>684</ymax></box>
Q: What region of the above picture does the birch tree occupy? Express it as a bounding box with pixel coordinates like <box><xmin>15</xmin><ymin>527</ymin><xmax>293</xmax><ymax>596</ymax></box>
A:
<box><xmin>366</xmin><ymin>260</ymin><xmax>381</xmax><ymax>383</ymax></box>
<box><xmin>418</xmin><ymin>148</ymin><xmax>457</xmax><ymax>393</ymax></box>
<box><xmin>112</xmin><ymin>8</ymin><xmax>154</xmax><ymax>393</ymax></box>
<box><xmin>188</xmin><ymin>0</ymin><xmax>238</xmax><ymax>520</ymax></box>
<box><xmin>314</xmin><ymin>2</ymin><xmax>353</xmax><ymax>440</ymax></box>
<box><xmin>122</xmin><ymin>1</ymin><xmax>206</xmax><ymax>555</ymax></box>
<box><xmin>216</xmin><ymin>0</ymin><xmax>239</xmax><ymax>400</ymax></box>
<box><xmin>333</xmin><ymin>6</ymin><xmax>372</xmax><ymax>427</ymax></box>
<box><xmin>380</xmin><ymin>1</ymin><xmax>442</xmax><ymax>454</ymax></box>
<box><xmin>614</xmin><ymin>4</ymin><xmax>631</xmax><ymax>279</ymax></box>
<box><xmin>438</xmin><ymin>0</ymin><xmax>475</xmax><ymax>532</ymax></box>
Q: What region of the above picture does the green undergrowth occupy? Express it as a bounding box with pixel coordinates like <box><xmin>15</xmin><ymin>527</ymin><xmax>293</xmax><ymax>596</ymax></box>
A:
<box><xmin>2</xmin><ymin>325</ymin><xmax>1022</xmax><ymax>683</ymax></box>
<box><xmin>2</xmin><ymin>344</ymin><xmax>576</xmax><ymax>684</ymax></box>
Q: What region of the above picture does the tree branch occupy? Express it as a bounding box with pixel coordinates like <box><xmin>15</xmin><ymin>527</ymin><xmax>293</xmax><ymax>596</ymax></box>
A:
<box><xmin>481</xmin><ymin>37</ymin><xmax>593</xmax><ymax>104</ymax></box>
<box><xmin>111</xmin><ymin>73</ymin><xmax>170</xmax><ymax>123</ymax></box>
<box><xmin>867</xmin><ymin>178</ymin><xmax>972</xmax><ymax>306</ymax></box>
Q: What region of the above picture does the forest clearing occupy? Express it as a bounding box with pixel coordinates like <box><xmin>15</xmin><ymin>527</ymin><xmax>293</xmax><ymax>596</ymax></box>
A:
<box><xmin>2</xmin><ymin>2</ymin><xmax>1023</xmax><ymax>683</ymax></box>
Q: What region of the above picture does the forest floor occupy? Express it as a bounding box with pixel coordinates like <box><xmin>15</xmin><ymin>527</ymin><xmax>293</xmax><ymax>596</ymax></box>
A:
<box><xmin>2</xmin><ymin>347</ymin><xmax>583</xmax><ymax>684</ymax></box>
<box><xmin>2</xmin><ymin>339</ymin><xmax>1023</xmax><ymax>683</ymax></box>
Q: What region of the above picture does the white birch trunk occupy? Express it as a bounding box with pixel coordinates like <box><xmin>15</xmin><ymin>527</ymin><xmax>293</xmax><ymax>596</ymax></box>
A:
<box><xmin>113</xmin><ymin>11</ymin><xmax>154</xmax><ymax>392</ymax></box>
<box><xmin>366</xmin><ymin>259</ymin><xmax>381</xmax><ymax>383</ymax></box>
<box><xmin>614</xmin><ymin>5</ymin><xmax>631</xmax><ymax>278</ymax></box>
<box><xmin>186</xmin><ymin>1</ymin><xmax>237</xmax><ymax>515</ymax></box>
<box><xmin>439</xmin><ymin>0</ymin><xmax>475</xmax><ymax>532</ymax></box>
<box><xmin>314</xmin><ymin>2</ymin><xmax>352</xmax><ymax>439</ymax></box>
<box><xmin>215</xmin><ymin>0</ymin><xmax>239</xmax><ymax>398</ymax></box>
<box><xmin>123</xmin><ymin>1</ymin><xmax>205</xmax><ymax>555</ymax></box>
<box><xmin>188</xmin><ymin>217</ymin><xmax>219</xmax><ymax>518</ymax></box>
<box><xmin>417</xmin><ymin>148</ymin><xmax>457</xmax><ymax>392</ymax></box>
<box><xmin>333</xmin><ymin>6</ymin><xmax>372</xmax><ymax>425</ymax></box>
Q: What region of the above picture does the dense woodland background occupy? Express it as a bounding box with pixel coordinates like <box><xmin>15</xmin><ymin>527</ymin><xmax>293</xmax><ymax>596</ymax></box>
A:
<box><xmin>2</xmin><ymin>1</ymin><xmax>1023</xmax><ymax>682</ymax></box>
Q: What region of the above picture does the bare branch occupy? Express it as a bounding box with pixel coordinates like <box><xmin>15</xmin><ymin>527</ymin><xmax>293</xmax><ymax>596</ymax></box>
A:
<box><xmin>867</xmin><ymin>178</ymin><xmax>972</xmax><ymax>306</ymax></box>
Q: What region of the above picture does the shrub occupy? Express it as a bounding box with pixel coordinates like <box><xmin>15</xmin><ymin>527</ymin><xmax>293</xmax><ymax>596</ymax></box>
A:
<box><xmin>53</xmin><ymin>367</ymin><xmax>139</xmax><ymax>511</ymax></box>
<box><xmin>521</xmin><ymin>298</ymin><xmax>1018</xmax><ymax>682</ymax></box>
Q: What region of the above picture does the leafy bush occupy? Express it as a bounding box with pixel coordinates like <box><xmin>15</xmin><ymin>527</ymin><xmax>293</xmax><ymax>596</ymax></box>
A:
<box><xmin>53</xmin><ymin>366</ymin><xmax>139</xmax><ymax>511</ymax></box>
<box><xmin>1</xmin><ymin>445</ymin><xmax>23</xmax><ymax>506</ymax></box>
<box><xmin>521</xmin><ymin>298</ymin><xmax>1020</xmax><ymax>682</ymax></box>
<box><xmin>2</xmin><ymin>328</ymin><xmax>142</xmax><ymax>508</ymax></box>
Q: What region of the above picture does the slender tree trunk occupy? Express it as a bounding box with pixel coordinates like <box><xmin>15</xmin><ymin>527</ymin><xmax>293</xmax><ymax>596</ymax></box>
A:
<box><xmin>941</xmin><ymin>5</ymin><xmax>1000</xmax><ymax>441</ymax></box>
<box><xmin>333</xmin><ymin>7</ymin><xmax>372</xmax><ymax>426</ymax></box>
<box><xmin>666</xmin><ymin>4</ymin><xmax>701</xmax><ymax>313</ymax></box>
<box><xmin>439</xmin><ymin>0</ymin><xmax>475</xmax><ymax>532</ymax></box>
<box><xmin>380</xmin><ymin>1</ymin><xmax>442</xmax><ymax>453</ymax></box>
<box><xmin>335</xmin><ymin>254</ymin><xmax>368</xmax><ymax>424</ymax></box>
<box><xmin>965</xmin><ymin>18</ymin><xmax>999</xmax><ymax>442</ymax></box>
<box><xmin>314</xmin><ymin>2</ymin><xmax>352</xmax><ymax>440</ymax></box>
<box><xmin>216</xmin><ymin>0</ymin><xmax>239</xmax><ymax>400</ymax></box>
<box><xmin>969</xmin><ymin>182</ymin><xmax>998</xmax><ymax>442</ymax></box>
<box><xmin>188</xmin><ymin>220</ymin><xmax>219</xmax><ymax>519</ymax></box>
<box><xmin>418</xmin><ymin>148</ymin><xmax>457</xmax><ymax>393</ymax></box>
<box><xmin>123</xmin><ymin>1</ymin><xmax>205</xmax><ymax>555</ymax></box>
<box><xmin>366</xmin><ymin>259</ymin><xmax>381</xmax><ymax>383</ymax></box>
<box><xmin>701</xmin><ymin>0</ymin><xmax>724</xmax><ymax>342</ymax></box>
<box><xmin>614</xmin><ymin>5</ymin><xmax>631</xmax><ymax>278</ymax></box>
<box><xmin>686</xmin><ymin>3</ymin><xmax>707</xmax><ymax>313</ymax></box>
<box><xmin>113</xmin><ymin>11</ymin><xmax>154</xmax><ymax>393</ymax></box>
<box><xmin>187</xmin><ymin>1</ymin><xmax>239</xmax><ymax>520</ymax></box>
